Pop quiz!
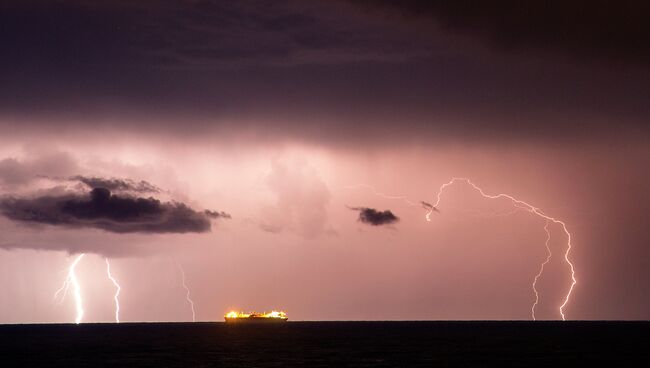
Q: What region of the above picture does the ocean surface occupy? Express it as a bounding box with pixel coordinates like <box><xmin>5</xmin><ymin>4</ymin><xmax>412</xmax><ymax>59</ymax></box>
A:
<box><xmin>1</xmin><ymin>321</ymin><xmax>647</xmax><ymax>367</ymax></box>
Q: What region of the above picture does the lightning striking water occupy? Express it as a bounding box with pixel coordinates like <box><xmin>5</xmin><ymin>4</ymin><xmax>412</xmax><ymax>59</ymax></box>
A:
<box><xmin>348</xmin><ymin>177</ymin><xmax>577</xmax><ymax>320</ymax></box>
<box><xmin>178</xmin><ymin>264</ymin><xmax>196</xmax><ymax>322</ymax></box>
<box><xmin>432</xmin><ymin>178</ymin><xmax>576</xmax><ymax>320</ymax></box>
<box><xmin>53</xmin><ymin>253</ymin><xmax>85</xmax><ymax>324</ymax></box>
<box><xmin>105</xmin><ymin>258</ymin><xmax>121</xmax><ymax>323</ymax></box>
<box><xmin>531</xmin><ymin>221</ymin><xmax>552</xmax><ymax>320</ymax></box>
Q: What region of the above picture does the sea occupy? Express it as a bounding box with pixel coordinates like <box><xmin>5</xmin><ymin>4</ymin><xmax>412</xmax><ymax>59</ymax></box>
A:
<box><xmin>1</xmin><ymin>321</ymin><xmax>647</xmax><ymax>367</ymax></box>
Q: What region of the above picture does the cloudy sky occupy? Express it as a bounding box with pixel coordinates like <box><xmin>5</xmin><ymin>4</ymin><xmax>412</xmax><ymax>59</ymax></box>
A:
<box><xmin>0</xmin><ymin>0</ymin><xmax>648</xmax><ymax>322</ymax></box>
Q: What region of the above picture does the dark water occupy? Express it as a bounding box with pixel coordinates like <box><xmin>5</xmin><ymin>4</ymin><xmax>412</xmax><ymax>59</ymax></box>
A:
<box><xmin>1</xmin><ymin>321</ymin><xmax>648</xmax><ymax>367</ymax></box>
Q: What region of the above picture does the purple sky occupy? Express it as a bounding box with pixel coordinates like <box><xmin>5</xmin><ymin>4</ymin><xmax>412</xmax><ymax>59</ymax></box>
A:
<box><xmin>0</xmin><ymin>1</ymin><xmax>648</xmax><ymax>322</ymax></box>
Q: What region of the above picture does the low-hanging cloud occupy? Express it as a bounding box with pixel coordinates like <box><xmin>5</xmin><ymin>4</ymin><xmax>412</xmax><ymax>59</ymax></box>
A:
<box><xmin>0</xmin><ymin>187</ymin><xmax>225</xmax><ymax>234</ymax></box>
<box><xmin>420</xmin><ymin>200</ymin><xmax>439</xmax><ymax>213</ymax></box>
<box><xmin>348</xmin><ymin>206</ymin><xmax>399</xmax><ymax>226</ymax></box>
<box><xmin>260</xmin><ymin>160</ymin><xmax>331</xmax><ymax>238</ymax></box>
<box><xmin>204</xmin><ymin>209</ymin><xmax>232</xmax><ymax>219</ymax></box>
<box><xmin>71</xmin><ymin>175</ymin><xmax>161</xmax><ymax>193</ymax></box>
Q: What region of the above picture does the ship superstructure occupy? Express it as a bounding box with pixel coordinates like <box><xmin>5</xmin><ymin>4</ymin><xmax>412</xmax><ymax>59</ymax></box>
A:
<box><xmin>224</xmin><ymin>310</ymin><xmax>288</xmax><ymax>323</ymax></box>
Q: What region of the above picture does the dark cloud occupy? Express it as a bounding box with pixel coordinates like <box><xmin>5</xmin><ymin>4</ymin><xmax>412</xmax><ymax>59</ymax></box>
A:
<box><xmin>0</xmin><ymin>1</ymin><xmax>411</xmax><ymax>71</ymax></box>
<box><xmin>420</xmin><ymin>201</ymin><xmax>439</xmax><ymax>213</ymax></box>
<box><xmin>0</xmin><ymin>1</ymin><xmax>648</xmax><ymax>146</ymax></box>
<box><xmin>0</xmin><ymin>187</ymin><xmax>219</xmax><ymax>234</ymax></box>
<box><xmin>349</xmin><ymin>206</ymin><xmax>399</xmax><ymax>226</ymax></box>
<box><xmin>354</xmin><ymin>0</ymin><xmax>650</xmax><ymax>65</ymax></box>
<box><xmin>204</xmin><ymin>209</ymin><xmax>232</xmax><ymax>219</ymax></box>
<box><xmin>71</xmin><ymin>175</ymin><xmax>161</xmax><ymax>193</ymax></box>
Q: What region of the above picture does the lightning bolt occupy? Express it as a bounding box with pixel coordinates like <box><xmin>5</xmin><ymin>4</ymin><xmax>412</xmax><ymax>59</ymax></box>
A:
<box><xmin>431</xmin><ymin>178</ymin><xmax>576</xmax><ymax>320</ymax></box>
<box><xmin>348</xmin><ymin>177</ymin><xmax>577</xmax><ymax>320</ymax></box>
<box><xmin>53</xmin><ymin>253</ymin><xmax>85</xmax><ymax>324</ymax></box>
<box><xmin>345</xmin><ymin>183</ymin><xmax>437</xmax><ymax>219</ymax></box>
<box><xmin>178</xmin><ymin>263</ymin><xmax>196</xmax><ymax>322</ymax></box>
<box><xmin>105</xmin><ymin>258</ymin><xmax>121</xmax><ymax>323</ymax></box>
<box><xmin>531</xmin><ymin>220</ymin><xmax>552</xmax><ymax>320</ymax></box>
<box><xmin>345</xmin><ymin>184</ymin><xmax>421</xmax><ymax>207</ymax></box>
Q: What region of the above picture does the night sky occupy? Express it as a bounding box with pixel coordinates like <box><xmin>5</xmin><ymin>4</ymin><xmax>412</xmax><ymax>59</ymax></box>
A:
<box><xmin>0</xmin><ymin>1</ymin><xmax>648</xmax><ymax>322</ymax></box>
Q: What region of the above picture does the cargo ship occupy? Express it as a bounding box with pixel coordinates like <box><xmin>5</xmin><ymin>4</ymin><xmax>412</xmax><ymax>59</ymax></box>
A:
<box><xmin>224</xmin><ymin>310</ymin><xmax>288</xmax><ymax>323</ymax></box>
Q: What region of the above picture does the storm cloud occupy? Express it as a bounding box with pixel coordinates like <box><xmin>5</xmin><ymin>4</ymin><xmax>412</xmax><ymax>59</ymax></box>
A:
<box><xmin>356</xmin><ymin>0</ymin><xmax>650</xmax><ymax>65</ymax></box>
<box><xmin>71</xmin><ymin>175</ymin><xmax>161</xmax><ymax>194</ymax></box>
<box><xmin>204</xmin><ymin>209</ymin><xmax>232</xmax><ymax>219</ymax></box>
<box><xmin>1</xmin><ymin>1</ymin><xmax>647</xmax><ymax>146</ymax></box>
<box><xmin>0</xmin><ymin>187</ymin><xmax>222</xmax><ymax>234</ymax></box>
<box><xmin>349</xmin><ymin>206</ymin><xmax>400</xmax><ymax>226</ymax></box>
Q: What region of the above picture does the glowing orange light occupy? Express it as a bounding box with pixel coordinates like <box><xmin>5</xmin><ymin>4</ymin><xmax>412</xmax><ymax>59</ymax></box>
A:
<box><xmin>224</xmin><ymin>310</ymin><xmax>288</xmax><ymax>321</ymax></box>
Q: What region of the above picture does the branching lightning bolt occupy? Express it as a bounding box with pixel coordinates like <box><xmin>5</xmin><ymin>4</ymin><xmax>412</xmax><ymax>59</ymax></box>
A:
<box><xmin>53</xmin><ymin>253</ymin><xmax>85</xmax><ymax>324</ymax></box>
<box><xmin>432</xmin><ymin>178</ymin><xmax>576</xmax><ymax>320</ymax></box>
<box><xmin>178</xmin><ymin>263</ymin><xmax>196</xmax><ymax>322</ymax></box>
<box><xmin>105</xmin><ymin>258</ymin><xmax>121</xmax><ymax>323</ymax></box>
<box><xmin>532</xmin><ymin>220</ymin><xmax>552</xmax><ymax>320</ymax></box>
<box><xmin>348</xmin><ymin>177</ymin><xmax>577</xmax><ymax>320</ymax></box>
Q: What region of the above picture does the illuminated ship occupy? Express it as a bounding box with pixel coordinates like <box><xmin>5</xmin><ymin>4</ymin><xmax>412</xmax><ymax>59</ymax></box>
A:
<box><xmin>224</xmin><ymin>310</ymin><xmax>288</xmax><ymax>323</ymax></box>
